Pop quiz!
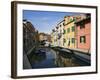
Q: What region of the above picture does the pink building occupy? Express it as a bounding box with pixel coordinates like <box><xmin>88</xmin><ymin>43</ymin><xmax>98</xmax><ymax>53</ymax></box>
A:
<box><xmin>75</xmin><ymin>14</ymin><xmax>91</xmax><ymax>50</ymax></box>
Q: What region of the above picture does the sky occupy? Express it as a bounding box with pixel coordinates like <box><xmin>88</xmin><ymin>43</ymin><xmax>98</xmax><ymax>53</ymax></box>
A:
<box><xmin>23</xmin><ymin>10</ymin><xmax>83</xmax><ymax>34</ymax></box>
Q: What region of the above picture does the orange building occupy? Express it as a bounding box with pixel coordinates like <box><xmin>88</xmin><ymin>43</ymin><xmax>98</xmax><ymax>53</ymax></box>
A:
<box><xmin>75</xmin><ymin>14</ymin><xmax>91</xmax><ymax>51</ymax></box>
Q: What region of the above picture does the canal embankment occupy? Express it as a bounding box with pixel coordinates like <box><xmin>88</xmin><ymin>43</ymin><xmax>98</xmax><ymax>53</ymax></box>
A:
<box><xmin>23</xmin><ymin>46</ymin><xmax>36</xmax><ymax>69</ymax></box>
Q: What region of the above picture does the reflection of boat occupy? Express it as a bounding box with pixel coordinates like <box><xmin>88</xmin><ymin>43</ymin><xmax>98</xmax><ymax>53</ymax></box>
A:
<box><xmin>39</xmin><ymin>49</ymin><xmax>46</xmax><ymax>54</ymax></box>
<box><xmin>35</xmin><ymin>49</ymin><xmax>46</xmax><ymax>55</ymax></box>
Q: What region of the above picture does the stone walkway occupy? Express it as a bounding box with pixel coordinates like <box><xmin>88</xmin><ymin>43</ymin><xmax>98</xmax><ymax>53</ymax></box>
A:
<box><xmin>68</xmin><ymin>48</ymin><xmax>90</xmax><ymax>53</ymax></box>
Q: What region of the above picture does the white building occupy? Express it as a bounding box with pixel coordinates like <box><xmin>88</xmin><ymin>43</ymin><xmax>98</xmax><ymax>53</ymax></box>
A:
<box><xmin>51</xmin><ymin>20</ymin><xmax>64</xmax><ymax>47</ymax></box>
<box><xmin>57</xmin><ymin>20</ymin><xmax>64</xmax><ymax>47</ymax></box>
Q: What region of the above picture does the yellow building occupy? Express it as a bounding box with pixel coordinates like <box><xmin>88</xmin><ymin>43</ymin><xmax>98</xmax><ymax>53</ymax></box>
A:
<box><xmin>64</xmin><ymin>16</ymin><xmax>76</xmax><ymax>49</ymax></box>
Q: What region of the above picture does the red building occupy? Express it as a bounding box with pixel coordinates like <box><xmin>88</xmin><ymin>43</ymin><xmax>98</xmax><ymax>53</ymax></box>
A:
<box><xmin>75</xmin><ymin>14</ymin><xmax>91</xmax><ymax>51</ymax></box>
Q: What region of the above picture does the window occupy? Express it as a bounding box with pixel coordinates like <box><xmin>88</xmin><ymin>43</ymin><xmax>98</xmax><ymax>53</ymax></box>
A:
<box><xmin>73</xmin><ymin>18</ymin><xmax>76</xmax><ymax>21</ymax></box>
<box><xmin>63</xmin><ymin>29</ymin><xmax>66</xmax><ymax>34</ymax></box>
<box><xmin>63</xmin><ymin>38</ymin><xmax>66</xmax><ymax>43</ymax></box>
<box><xmin>72</xmin><ymin>38</ymin><xmax>75</xmax><ymax>43</ymax></box>
<box><xmin>70</xmin><ymin>18</ymin><xmax>73</xmax><ymax>22</ymax></box>
<box><xmin>68</xmin><ymin>39</ymin><xmax>70</xmax><ymax>46</ymax></box>
<box><xmin>72</xmin><ymin>26</ymin><xmax>75</xmax><ymax>32</ymax></box>
<box><xmin>63</xmin><ymin>23</ymin><xmax>65</xmax><ymax>26</ymax></box>
<box><xmin>80</xmin><ymin>22</ymin><xmax>85</xmax><ymax>29</ymax></box>
<box><xmin>67</xmin><ymin>28</ymin><xmax>70</xmax><ymax>33</ymax></box>
<box><xmin>80</xmin><ymin>36</ymin><xmax>86</xmax><ymax>43</ymax></box>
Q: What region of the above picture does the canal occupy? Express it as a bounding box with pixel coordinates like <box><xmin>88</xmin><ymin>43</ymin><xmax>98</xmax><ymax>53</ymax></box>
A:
<box><xmin>28</xmin><ymin>47</ymin><xmax>90</xmax><ymax>69</ymax></box>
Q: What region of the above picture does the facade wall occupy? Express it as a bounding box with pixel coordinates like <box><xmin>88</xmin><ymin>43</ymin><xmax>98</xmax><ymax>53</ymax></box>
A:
<box><xmin>53</xmin><ymin>28</ymin><xmax>57</xmax><ymax>46</ymax></box>
<box><xmin>76</xmin><ymin>19</ymin><xmax>91</xmax><ymax>50</ymax></box>
<box><xmin>39</xmin><ymin>33</ymin><xmax>51</xmax><ymax>45</ymax></box>
<box><xmin>51</xmin><ymin>32</ymin><xmax>54</xmax><ymax>46</ymax></box>
<box><xmin>60</xmin><ymin>22</ymin><xmax>64</xmax><ymax>47</ymax></box>
<box><xmin>57</xmin><ymin>21</ymin><xmax>64</xmax><ymax>47</ymax></box>
<box><xmin>51</xmin><ymin>14</ymin><xmax>91</xmax><ymax>51</ymax></box>
<box><xmin>64</xmin><ymin>16</ymin><xmax>76</xmax><ymax>48</ymax></box>
<box><xmin>56</xmin><ymin>27</ymin><xmax>59</xmax><ymax>46</ymax></box>
<box><xmin>23</xmin><ymin>20</ymin><xmax>39</xmax><ymax>54</ymax></box>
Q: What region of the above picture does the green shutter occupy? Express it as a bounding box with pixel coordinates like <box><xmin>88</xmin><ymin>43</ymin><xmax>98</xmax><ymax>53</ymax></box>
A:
<box><xmin>72</xmin><ymin>26</ymin><xmax>75</xmax><ymax>32</ymax></box>
<box><xmin>63</xmin><ymin>29</ymin><xmax>66</xmax><ymax>34</ymax></box>
<box><xmin>72</xmin><ymin>38</ymin><xmax>75</xmax><ymax>43</ymax></box>
<box><xmin>63</xmin><ymin>39</ymin><xmax>66</xmax><ymax>43</ymax></box>
<box><xmin>73</xmin><ymin>18</ymin><xmax>76</xmax><ymax>21</ymax></box>
<box><xmin>67</xmin><ymin>28</ymin><xmax>70</xmax><ymax>33</ymax></box>
<box><xmin>70</xmin><ymin>18</ymin><xmax>73</xmax><ymax>22</ymax></box>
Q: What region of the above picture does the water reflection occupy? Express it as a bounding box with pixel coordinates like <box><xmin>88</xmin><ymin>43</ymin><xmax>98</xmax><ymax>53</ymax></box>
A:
<box><xmin>29</xmin><ymin>48</ymin><xmax>88</xmax><ymax>69</ymax></box>
<box><xmin>55</xmin><ymin>51</ymin><xmax>80</xmax><ymax>67</ymax></box>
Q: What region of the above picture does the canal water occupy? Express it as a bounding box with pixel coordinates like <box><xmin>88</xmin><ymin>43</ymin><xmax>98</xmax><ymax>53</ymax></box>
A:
<box><xmin>29</xmin><ymin>48</ymin><xmax>90</xmax><ymax>69</ymax></box>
